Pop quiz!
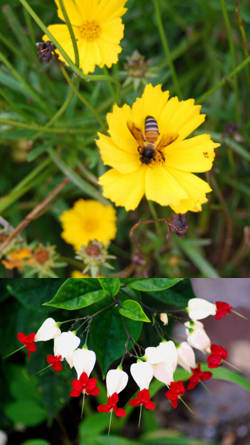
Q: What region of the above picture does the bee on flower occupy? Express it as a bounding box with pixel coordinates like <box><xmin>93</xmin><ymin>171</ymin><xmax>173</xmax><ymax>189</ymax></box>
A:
<box><xmin>97</xmin><ymin>84</ymin><xmax>220</xmax><ymax>213</ymax></box>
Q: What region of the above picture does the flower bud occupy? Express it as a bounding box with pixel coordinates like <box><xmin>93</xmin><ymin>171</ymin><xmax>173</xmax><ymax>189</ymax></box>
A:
<box><xmin>106</xmin><ymin>369</ymin><xmax>128</xmax><ymax>397</ymax></box>
<box><xmin>160</xmin><ymin>313</ymin><xmax>168</xmax><ymax>325</ymax></box>
<box><xmin>177</xmin><ymin>342</ymin><xmax>196</xmax><ymax>372</ymax></box>
<box><xmin>130</xmin><ymin>361</ymin><xmax>153</xmax><ymax>390</ymax></box>
<box><xmin>35</xmin><ymin>318</ymin><xmax>61</xmax><ymax>342</ymax></box>
<box><xmin>185</xmin><ymin>321</ymin><xmax>211</xmax><ymax>353</ymax></box>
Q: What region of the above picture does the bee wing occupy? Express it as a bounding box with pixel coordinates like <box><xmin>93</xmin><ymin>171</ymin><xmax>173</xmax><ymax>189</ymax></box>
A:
<box><xmin>157</xmin><ymin>133</ymin><xmax>178</xmax><ymax>150</ymax></box>
<box><xmin>127</xmin><ymin>121</ymin><xmax>145</xmax><ymax>146</ymax></box>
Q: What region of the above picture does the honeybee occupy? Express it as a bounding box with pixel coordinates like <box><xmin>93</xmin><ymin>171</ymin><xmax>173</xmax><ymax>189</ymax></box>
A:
<box><xmin>127</xmin><ymin>116</ymin><xmax>178</xmax><ymax>165</ymax></box>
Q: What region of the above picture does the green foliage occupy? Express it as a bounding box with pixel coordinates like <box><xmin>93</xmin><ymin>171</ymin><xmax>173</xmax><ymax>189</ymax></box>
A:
<box><xmin>45</xmin><ymin>278</ymin><xmax>108</xmax><ymax>309</ymax></box>
<box><xmin>119</xmin><ymin>299</ymin><xmax>150</xmax><ymax>322</ymax></box>
<box><xmin>98</xmin><ymin>278</ymin><xmax>121</xmax><ymax>296</ymax></box>
<box><xmin>127</xmin><ymin>279</ymin><xmax>183</xmax><ymax>292</ymax></box>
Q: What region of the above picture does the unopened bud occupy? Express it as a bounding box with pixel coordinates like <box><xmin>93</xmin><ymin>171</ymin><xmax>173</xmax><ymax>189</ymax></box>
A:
<box><xmin>160</xmin><ymin>313</ymin><xmax>168</xmax><ymax>325</ymax></box>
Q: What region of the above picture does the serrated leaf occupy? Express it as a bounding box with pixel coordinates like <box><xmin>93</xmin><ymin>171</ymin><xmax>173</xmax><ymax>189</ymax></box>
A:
<box><xmin>98</xmin><ymin>278</ymin><xmax>120</xmax><ymax>296</ymax></box>
<box><xmin>119</xmin><ymin>299</ymin><xmax>150</xmax><ymax>322</ymax></box>
<box><xmin>126</xmin><ymin>278</ymin><xmax>183</xmax><ymax>292</ymax></box>
<box><xmin>44</xmin><ymin>278</ymin><xmax>109</xmax><ymax>310</ymax></box>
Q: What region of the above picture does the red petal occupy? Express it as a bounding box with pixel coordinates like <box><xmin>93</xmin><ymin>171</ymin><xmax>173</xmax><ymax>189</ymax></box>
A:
<box><xmin>86</xmin><ymin>378</ymin><xmax>97</xmax><ymax>392</ymax></box>
<box><xmin>88</xmin><ymin>387</ymin><xmax>100</xmax><ymax>396</ymax></box>
<box><xmin>79</xmin><ymin>372</ymin><xmax>88</xmax><ymax>385</ymax></box>
<box><xmin>129</xmin><ymin>398</ymin><xmax>140</xmax><ymax>407</ymax></box>
<box><xmin>109</xmin><ymin>392</ymin><xmax>119</xmax><ymax>405</ymax></box>
<box><xmin>144</xmin><ymin>401</ymin><xmax>155</xmax><ymax>410</ymax></box>
<box><xmin>17</xmin><ymin>332</ymin><xmax>27</xmax><ymax>344</ymax></box>
<box><xmin>70</xmin><ymin>389</ymin><xmax>81</xmax><ymax>397</ymax></box>
<box><xmin>114</xmin><ymin>408</ymin><xmax>126</xmax><ymax>417</ymax></box>
<box><xmin>97</xmin><ymin>404</ymin><xmax>111</xmax><ymax>413</ymax></box>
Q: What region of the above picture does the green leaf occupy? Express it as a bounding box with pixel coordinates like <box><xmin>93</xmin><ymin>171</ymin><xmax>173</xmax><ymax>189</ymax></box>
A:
<box><xmin>92</xmin><ymin>437</ymin><xmax>138</xmax><ymax>445</ymax></box>
<box><xmin>90</xmin><ymin>306</ymin><xmax>142</xmax><ymax>374</ymax></box>
<box><xmin>98</xmin><ymin>278</ymin><xmax>120</xmax><ymax>296</ymax></box>
<box><xmin>119</xmin><ymin>299</ymin><xmax>150</xmax><ymax>322</ymax></box>
<box><xmin>44</xmin><ymin>278</ymin><xmax>109</xmax><ymax>310</ymax></box>
<box><xmin>79</xmin><ymin>413</ymin><xmax>109</xmax><ymax>438</ymax></box>
<box><xmin>7</xmin><ymin>279</ymin><xmax>64</xmax><ymax>312</ymax></box>
<box><xmin>126</xmin><ymin>278</ymin><xmax>183</xmax><ymax>292</ymax></box>
<box><xmin>4</xmin><ymin>400</ymin><xmax>47</xmax><ymax>426</ymax></box>
<box><xmin>150</xmin><ymin>279</ymin><xmax>194</xmax><ymax>306</ymax></box>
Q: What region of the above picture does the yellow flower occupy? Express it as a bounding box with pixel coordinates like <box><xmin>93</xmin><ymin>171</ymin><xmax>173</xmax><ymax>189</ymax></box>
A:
<box><xmin>43</xmin><ymin>0</ymin><xmax>127</xmax><ymax>74</ymax></box>
<box><xmin>2</xmin><ymin>248</ymin><xmax>33</xmax><ymax>270</ymax></box>
<box><xmin>60</xmin><ymin>199</ymin><xmax>117</xmax><ymax>250</ymax></box>
<box><xmin>97</xmin><ymin>84</ymin><xmax>220</xmax><ymax>213</ymax></box>
<box><xmin>71</xmin><ymin>271</ymin><xmax>90</xmax><ymax>278</ymax></box>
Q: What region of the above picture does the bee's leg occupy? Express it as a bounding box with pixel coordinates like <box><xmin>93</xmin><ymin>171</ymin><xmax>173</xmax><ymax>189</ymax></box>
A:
<box><xmin>159</xmin><ymin>150</ymin><xmax>165</xmax><ymax>162</ymax></box>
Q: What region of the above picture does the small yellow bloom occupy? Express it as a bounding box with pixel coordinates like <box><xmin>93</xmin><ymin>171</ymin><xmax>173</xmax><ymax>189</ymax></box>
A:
<box><xmin>60</xmin><ymin>199</ymin><xmax>117</xmax><ymax>250</ymax></box>
<box><xmin>43</xmin><ymin>0</ymin><xmax>127</xmax><ymax>74</ymax></box>
<box><xmin>71</xmin><ymin>271</ymin><xmax>90</xmax><ymax>278</ymax></box>
<box><xmin>97</xmin><ymin>84</ymin><xmax>220</xmax><ymax>213</ymax></box>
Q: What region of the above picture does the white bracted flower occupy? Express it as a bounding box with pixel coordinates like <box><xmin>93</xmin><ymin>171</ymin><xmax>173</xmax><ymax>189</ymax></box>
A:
<box><xmin>177</xmin><ymin>342</ymin><xmax>196</xmax><ymax>372</ymax></box>
<box><xmin>54</xmin><ymin>331</ymin><xmax>80</xmax><ymax>362</ymax></box>
<box><xmin>72</xmin><ymin>347</ymin><xmax>96</xmax><ymax>379</ymax></box>
<box><xmin>187</xmin><ymin>298</ymin><xmax>216</xmax><ymax>321</ymax></box>
<box><xmin>106</xmin><ymin>368</ymin><xmax>128</xmax><ymax>397</ymax></box>
<box><xmin>130</xmin><ymin>361</ymin><xmax>153</xmax><ymax>390</ymax></box>
<box><xmin>145</xmin><ymin>341</ymin><xmax>177</xmax><ymax>386</ymax></box>
<box><xmin>35</xmin><ymin>318</ymin><xmax>61</xmax><ymax>342</ymax></box>
<box><xmin>185</xmin><ymin>321</ymin><xmax>211</xmax><ymax>353</ymax></box>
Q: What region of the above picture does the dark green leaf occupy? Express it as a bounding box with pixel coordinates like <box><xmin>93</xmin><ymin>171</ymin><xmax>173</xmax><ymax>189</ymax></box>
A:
<box><xmin>39</xmin><ymin>371</ymin><xmax>71</xmax><ymax>420</ymax></box>
<box><xmin>44</xmin><ymin>278</ymin><xmax>109</xmax><ymax>310</ymax></box>
<box><xmin>119</xmin><ymin>299</ymin><xmax>150</xmax><ymax>322</ymax></box>
<box><xmin>90</xmin><ymin>306</ymin><xmax>142</xmax><ymax>374</ymax></box>
<box><xmin>7</xmin><ymin>279</ymin><xmax>64</xmax><ymax>312</ymax></box>
<box><xmin>150</xmin><ymin>279</ymin><xmax>194</xmax><ymax>306</ymax></box>
<box><xmin>98</xmin><ymin>278</ymin><xmax>120</xmax><ymax>296</ymax></box>
<box><xmin>79</xmin><ymin>413</ymin><xmax>109</xmax><ymax>438</ymax></box>
<box><xmin>126</xmin><ymin>279</ymin><xmax>183</xmax><ymax>292</ymax></box>
<box><xmin>4</xmin><ymin>401</ymin><xmax>47</xmax><ymax>426</ymax></box>
<box><xmin>21</xmin><ymin>441</ymin><xmax>50</xmax><ymax>445</ymax></box>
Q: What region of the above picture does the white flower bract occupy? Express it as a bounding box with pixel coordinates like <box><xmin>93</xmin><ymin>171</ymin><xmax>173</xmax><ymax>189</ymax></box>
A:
<box><xmin>35</xmin><ymin>318</ymin><xmax>61</xmax><ymax>342</ymax></box>
<box><xmin>72</xmin><ymin>348</ymin><xmax>96</xmax><ymax>379</ymax></box>
<box><xmin>106</xmin><ymin>369</ymin><xmax>128</xmax><ymax>396</ymax></box>
<box><xmin>177</xmin><ymin>342</ymin><xmax>196</xmax><ymax>372</ymax></box>
<box><xmin>130</xmin><ymin>361</ymin><xmax>153</xmax><ymax>390</ymax></box>
<box><xmin>54</xmin><ymin>331</ymin><xmax>80</xmax><ymax>360</ymax></box>
<box><xmin>185</xmin><ymin>321</ymin><xmax>211</xmax><ymax>353</ymax></box>
<box><xmin>188</xmin><ymin>298</ymin><xmax>216</xmax><ymax>321</ymax></box>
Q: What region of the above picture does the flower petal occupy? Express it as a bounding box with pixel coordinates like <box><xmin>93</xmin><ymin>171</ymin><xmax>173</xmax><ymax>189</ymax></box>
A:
<box><xmin>44</xmin><ymin>24</ymin><xmax>76</xmax><ymax>64</ymax></box>
<box><xmin>97</xmin><ymin>0</ymin><xmax>127</xmax><ymax>21</ymax></box>
<box><xmin>72</xmin><ymin>348</ymin><xmax>96</xmax><ymax>379</ymax></box>
<box><xmin>188</xmin><ymin>298</ymin><xmax>216</xmax><ymax>321</ymax></box>
<box><xmin>159</xmin><ymin>97</ymin><xmax>205</xmax><ymax>140</ymax></box>
<box><xmin>132</xmin><ymin>84</ymin><xmax>170</xmax><ymax>131</ymax></box>
<box><xmin>35</xmin><ymin>318</ymin><xmax>61</xmax><ymax>342</ymax></box>
<box><xmin>96</xmin><ymin>133</ymin><xmax>140</xmax><ymax>173</ymax></box>
<box><xmin>106</xmin><ymin>104</ymin><xmax>137</xmax><ymax>154</ymax></box>
<box><xmin>145</xmin><ymin>165</ymin><xmax>188</xmax><ymax>206</ymax></box>
<box><xmin>99</xmin><ymin>167</ymin><xmax>146</xmax><ymax>211</ymax></box>
<box><xmin>177</xmin><ymin>342</ymin><xmax>196</xmax><ymax>372</ymax></box>
<box><xmin>54</xmin><ymin>0</ymin><xmax>86</xmax><ymax>25</ymax></box>
<box><xmin>165</xmin><ymin>134</ymin><xmax>220</xmax><ymax>172</ymax></box>
<box><xmin>153</xmin><ymin>362</ymin><xmax>174</xmax><ymax>386</ymax></box>
<box><xmin>54</xmin><ymin>332</ymin><xmax>80</xmax><ymax>359</ymax></box>
<box><xmin>166</xmin><ymin>168</ymin><xmax>212</xmax><ymax>213</ymax></box>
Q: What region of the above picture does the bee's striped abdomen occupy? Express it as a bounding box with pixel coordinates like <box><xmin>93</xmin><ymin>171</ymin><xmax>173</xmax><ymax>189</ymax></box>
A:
<box><xmin>145</xmin><ymin>116</ymin><xmax>159</xmax><ymax>142</ymax></box>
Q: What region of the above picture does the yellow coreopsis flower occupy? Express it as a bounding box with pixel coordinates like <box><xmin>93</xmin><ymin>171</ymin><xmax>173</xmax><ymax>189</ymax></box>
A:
<box><xmin>43</xmin><ymin>0</ymin><xmax>127</xmax><ymax>74</ymax></box>
<box><xmin>97</xmin><ymin>84</ymin><xmax>220</xmax><ymax>213</ymax></box>
<box><xmin>60</xmin><ymin>199</ymin><xmax>117</xmax><ymax>250</ymax></box>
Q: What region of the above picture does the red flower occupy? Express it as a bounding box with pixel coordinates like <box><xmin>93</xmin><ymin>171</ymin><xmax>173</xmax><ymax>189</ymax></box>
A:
<box><xmin>187</xmin><ymin>364</ymin><xmax>213</xmax><ymax>390</ymax></box>
<box><xmin>17</xmin><ymin>332</ymin><xmax>36</xmax><ymax>359</ymax></box>
<box><xmin>70</xmin><ymin>372</ymin><xmax>100</xmax><ymax>397</ymax></box>
<box><xmin>47</xmin><ymin>355</ymin><xmax>63</xmax><ymax>372</ymax></box>
<box><xmin>207</xmin><ymin>344</ymin><xmax>227</xmax><ymax>368</ymax></box>
<box><xmin>129</xmin><ymin>389</ymin><xmax>155</xmax><ymax>410</ymax></box>
<box><xmin>215</xmin><ymin>302</ymin><xmax>232</xmax><ymax>320</ymax></box>
<box><xmin>165</xmin><ymin>381</ymin><xmax>185</xmax><ymax>409</ymax></box>
<box><xmin>98</xmin><ymin>392</ymin><xmax>126</xmax><ymax>417</ymax></box>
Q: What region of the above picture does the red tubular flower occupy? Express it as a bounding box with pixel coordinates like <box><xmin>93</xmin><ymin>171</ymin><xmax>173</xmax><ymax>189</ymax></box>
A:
<box><xmin>70</xmin><ymin>372</ymin><xmax>100</xmax><ymax>397</ymax></box>
<box><xmin>47</xmin><ymin>355</ymin><xmax>63</xmax><ymax>372</ymax></box>
<box><xmin>17</xmin><ymin>332</ymin><xmax>36</xmax><ymax>359</ymax></box>
<box><xmin>97</xmin><ymin>392</ymin><xmax>126</xmax><ymax>417</ymax></box>
<box><xmin>165</xmin><ymin>381</ymin><xmax>185</xmax><ymax>409</ymax></box>
<box><xmin>215</xmin><ymin>302</ymin><xmax>232</xmax><ymax>320</ymax></box>
<box><xmin>129</xmin><ymin>389</ymin><xmax>155</xmax><ymax>410</ymax></box>
<box><xmin>187</xmin><ymin>364</ymin><xmax>213</xmax><ymax>390</ymax></box>
<box><xmin>207</xmin><ymin>344</ymin><xmax>227</xmax><ymax>368</ymax></box>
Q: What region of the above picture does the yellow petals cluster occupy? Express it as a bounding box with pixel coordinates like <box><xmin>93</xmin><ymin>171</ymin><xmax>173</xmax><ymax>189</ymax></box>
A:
<box><xmin>97</xmin><ymin>84</ymin><xmax>220</xmax><ymax>213</ymax></box>
<box><xmin>60</xmin><ymin>199</ymin><xmax>117</xmax><ymax>251</ymax></box>
<box><xmin>44</xmin><ymin>0</ymin><xmax>127</xmax><ymax>74</ymax></box>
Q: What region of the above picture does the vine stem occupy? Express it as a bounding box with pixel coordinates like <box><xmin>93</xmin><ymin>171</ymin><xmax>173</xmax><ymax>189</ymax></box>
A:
<box><xmin>153</xmin><ymin>0</ymin><xmax>182</xmax><ymax>97</ymax></box>
<box><xmin>58</xmin><ymin>0</ymin><xmax>79</xmax><ymax>67</ymax></box>
<box><xmin>0</xmin><ymin>177</ymin><xmax>70</xmax><ymax>254</ymax></box>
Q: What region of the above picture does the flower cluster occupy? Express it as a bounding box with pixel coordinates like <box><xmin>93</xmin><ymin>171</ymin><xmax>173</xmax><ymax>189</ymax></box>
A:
<box><xmin>16</xmin><ymin>297</ymin><xmax>234</xmax><ymax>420</ymax></box>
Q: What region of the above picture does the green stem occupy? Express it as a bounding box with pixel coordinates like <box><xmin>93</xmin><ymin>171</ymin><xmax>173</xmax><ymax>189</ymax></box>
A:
<box><xmin>0</xmin><ymin>117</ymin><xmax>94</xmax><ymax>134</ymax></box>
<box><xmin>60</xmin><ymin>63</ymin><xmax>105</xmax><ymax>128</ymax></box>
<box><xmin>197</xmin><ymin>55</ymin><xmax>250</xmax><ymax>103</ymax></box>
<box><xmin>147</xmin><ymin>201</ymin><xmax>162</xmax><ymax>236</ymax></box>
<box><xmin>220</xmin><ymin>0</ymin><xmax>239</xmax><ymax>121</ymax></box>
<box><xmin>3</xmin><ymin>345</ymin><xmax>25</xmax><ymax>359</ymax></box>
<box><xmin>103</xmin><ymin>67</ymin><xmax>117</xmax><ymax>102</ymax></box>
<box><xmin>58</xmin><ymin>0</ymin><xmax>79</xmax><ymax>67</ymax></box>
<box><xmin>19</xmin><ymin>0</ymin><xmax>118</xmax><ymax>85</ymax></box>
<box><xmin>153</xmin><ymin>0</ymin><xmax>182</xmax><ymax>97</ymax></box>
